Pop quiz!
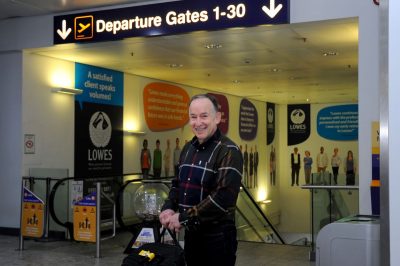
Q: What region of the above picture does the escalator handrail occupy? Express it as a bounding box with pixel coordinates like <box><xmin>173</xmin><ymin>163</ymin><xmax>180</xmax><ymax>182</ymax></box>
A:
<box><xmin>115</xmin><ymin>176</ymin><xmax>143</xmax><ymax>230</ymax></box>
<box><xmin>240</xmin><ymin>182</ymin><xmax>286</xmax><ymax>244</ymax></box>
<box><xmin>236</xmin><ymin>206</ymin><xmax>266</xmax><ymax>242</ymax></box>
<box><xmin>48</xmin><ymin>177</ymin><xmax>74</xmax><ymax>237</ymax></box>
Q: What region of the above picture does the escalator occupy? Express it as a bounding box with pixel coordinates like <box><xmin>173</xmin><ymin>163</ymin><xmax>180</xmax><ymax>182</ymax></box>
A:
<box><xmin>236</xmin><ymin>185</ymin><xmax>285</xmax><ymax>244</ymax></box>
<box><xmin>47</xmin><ymin>174</ymin><xmax>286</xmax><ymax>245</ymax></box>
<box><xmin>116</xmin><ymin>178</ymin><xmax>285</xmax><ymax>244</ymax></box>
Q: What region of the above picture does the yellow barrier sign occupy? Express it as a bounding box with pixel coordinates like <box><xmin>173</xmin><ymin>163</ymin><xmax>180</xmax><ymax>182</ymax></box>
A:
<box><xmin>73</xmin><ymin>192</ymin><xmax>97</xmax><ymax>242</ymax></box>
<box><xmin>21</xmin><ymin>188</ymin><xmax>44</xmax><ymax>238</ymax></box>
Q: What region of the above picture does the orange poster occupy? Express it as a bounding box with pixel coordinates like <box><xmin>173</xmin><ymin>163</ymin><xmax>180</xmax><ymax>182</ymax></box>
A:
<box><xmin>21</xmin><ymin>188</ymin><xmax>44</xmax><ymax>238</ymax></box>
<box><xmin>73</xmin><ymin>193</ymin><xmax>97</xmax><ymax>242</ymax></box>
<box><xmin>143</xmin><ymin>82</ymin><xmax>189</xmax><ymax>131</ymax></box>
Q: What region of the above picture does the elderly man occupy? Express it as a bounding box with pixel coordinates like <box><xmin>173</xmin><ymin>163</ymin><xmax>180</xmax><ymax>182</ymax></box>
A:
<box><xmin>159</xmin><ymin>94</ymin><xmax>243</xmax><ymax>266</ymax></box>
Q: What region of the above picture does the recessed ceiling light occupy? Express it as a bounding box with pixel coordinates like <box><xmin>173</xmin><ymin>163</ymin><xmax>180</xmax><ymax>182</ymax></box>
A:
<box><xmin>204</xmin><ymin>43</ymin><xmax>223</xmax><ymax>49</ymax></box>
<box><xmin>307</xmin><ymin>83</ymin><xmax>320</xmax><ymax>86</ymax></box>
<box><xmin>168</xmin><ymin>63</ymin><xmax>183</xmax><ymax>68</ymax></box>
<box><xmin>269</xmin><ymin>68</ymin><xmax>282</xmax><ymax>72</ymax></box>
<box><xmin>323</xmin><ymin>51</ymin><xmax>339</xmax><ymax>56</ymax></box>
<box><xmin>244</xmin><ymin>58</ymin><xmax>251</xmax><ymax>64</ymax></box>
<box><xmin>232</xmin><ymin>80</ymin><xmax>241</xmax><ymax>84</ymax></box>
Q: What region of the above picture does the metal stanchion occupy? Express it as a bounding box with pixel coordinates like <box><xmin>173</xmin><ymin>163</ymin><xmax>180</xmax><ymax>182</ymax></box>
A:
<box><xmin>100</xmin><ymin>192</ymin><xmax>116</xmax><ymax>241</ymax></box>
<box><xmin>18</xmin><ymin>180</ymin><xmax>24</xmax><ymax>251</ymax></box>
<box><xmin>95</xmin><ymin>182</ymin><xmax>101</xmax><ymax>258</ymax></box>
<box><xmin>43</xmin><ymin>177</ymin><xmax>51</xmax><ymax>239</ymax></box>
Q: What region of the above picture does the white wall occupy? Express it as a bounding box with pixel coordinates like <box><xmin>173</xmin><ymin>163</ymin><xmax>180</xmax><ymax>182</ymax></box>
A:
<box><xmin>0</xmin><ymin>52</ymin><xmax>23</xmax><ymax>227</ymax></box>
<box><xmin>22</xmin><ymin>54</ymin><xmax>75</xmax><ymax>174</ymax></box>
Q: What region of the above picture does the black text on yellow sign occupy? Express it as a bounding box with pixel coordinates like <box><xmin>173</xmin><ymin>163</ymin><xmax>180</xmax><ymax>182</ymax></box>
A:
<box><xmin>22</xmin><ymin>202</ymin><xmax>44</xmax><ymax>238</ymax></box>
<box><xmin>73</xmin><ymin>205</ymin><xmax>97</xmax><ymax>242</ymax></box>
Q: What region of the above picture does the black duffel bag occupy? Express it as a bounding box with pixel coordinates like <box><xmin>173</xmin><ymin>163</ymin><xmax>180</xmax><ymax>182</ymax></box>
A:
<box><xmin>121</xmin><ymin>228</ymin><xmax>185</xmax><ymax>266</ymax></box>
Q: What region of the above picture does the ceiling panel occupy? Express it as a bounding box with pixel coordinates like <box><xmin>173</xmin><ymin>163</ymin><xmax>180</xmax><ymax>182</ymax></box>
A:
<box><xmin>1</xmin><ymin>0</ymin><xmax>358</xmax><ymax>104</ymax></box>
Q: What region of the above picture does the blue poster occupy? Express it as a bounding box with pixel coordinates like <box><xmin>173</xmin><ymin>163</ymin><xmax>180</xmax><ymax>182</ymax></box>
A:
<box><xmin>317</xmin><ymin>104</ymin><xmax>358</xmax><ymax>141</ymax></box>
<box><xmin>75</xmin><ymin>63</ymin><xmax>123</xmax><ymax>108</ymax></box>
<box><xmin>75</xmin><ymin>192</ymin><xmax>97</xmax><ymax>207</ymax></box>
<box><xmin>23</xmin><ymin>188</ymin><xmax>44</xmax><ymax>204</ymax></box>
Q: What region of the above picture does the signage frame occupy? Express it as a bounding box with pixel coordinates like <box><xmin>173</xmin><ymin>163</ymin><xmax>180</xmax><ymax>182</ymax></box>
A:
<box><xmin>54</xmin><ymin>0</ymin><xmax>290</xmax><ymax>44</ymax></box>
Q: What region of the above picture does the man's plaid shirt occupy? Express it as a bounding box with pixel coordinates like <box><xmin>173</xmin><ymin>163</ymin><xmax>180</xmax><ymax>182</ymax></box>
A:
<box><xmin>162</xmin><ymin>129</ymin><xmax>243</xmax><ymax>226</ymax></box>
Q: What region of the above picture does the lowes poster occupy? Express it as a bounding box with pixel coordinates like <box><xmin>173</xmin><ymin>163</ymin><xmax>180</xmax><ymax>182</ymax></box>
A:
<box><xmin>287</xmin><ymin>104</ymin><xmax>310</xmax><ymax>146</ymax></box>
<box><xmin>266</xmin><ymin>102</ymin><xmax>275</xmax><ymax>145</ymax></box>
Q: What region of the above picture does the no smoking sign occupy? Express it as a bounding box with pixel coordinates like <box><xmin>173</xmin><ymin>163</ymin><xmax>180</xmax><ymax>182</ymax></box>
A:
<box><xmin>24</xmin><ymin>134</ymin><xmax>35</xmax><ymax>154</ymax></box>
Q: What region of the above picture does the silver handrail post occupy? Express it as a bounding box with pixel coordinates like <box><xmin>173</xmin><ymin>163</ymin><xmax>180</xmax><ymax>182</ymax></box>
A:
<box><xmin>95</xmin><ymin>182</ymin><xmax>101</xmax><ymax>258</ymax></box>
<box><xmin>100</xmin><ymin>191</ymin><xmax>116</xmax><ymax>241</ymax></box>
<box><xmin>18</xmin><ymin>179</ymin><xmax>24</xmax><ymax>251</ymax></box>
<box><xmin>43</xmin><ymin>177</ymin><xmax>51</xmax><ymax>239</ymax></box>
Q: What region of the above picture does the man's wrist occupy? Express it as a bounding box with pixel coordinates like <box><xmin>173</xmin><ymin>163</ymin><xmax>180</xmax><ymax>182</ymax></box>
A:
<box><xmin>179</xmin><ymin>213</ymin><xmax>200</xmax><ymax>230</ymax></box>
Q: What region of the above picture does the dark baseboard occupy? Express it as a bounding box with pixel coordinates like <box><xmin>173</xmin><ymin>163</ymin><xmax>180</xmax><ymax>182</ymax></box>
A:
<box><xmin>0</xmin><ymin>227</ymin><xmax>19</xmax><ymax>236</ymax></box>
<box><xmin>0</xmin><ymin>227</ymin><xmax>66</xmax><ymax>240</ymax></box>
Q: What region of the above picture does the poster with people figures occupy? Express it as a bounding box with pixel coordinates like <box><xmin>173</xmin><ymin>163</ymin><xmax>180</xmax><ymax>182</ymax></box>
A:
<box><xmin>241</xmin><ymin>144</ymin><xmax>258</xmax><ymax>189</ymax></box>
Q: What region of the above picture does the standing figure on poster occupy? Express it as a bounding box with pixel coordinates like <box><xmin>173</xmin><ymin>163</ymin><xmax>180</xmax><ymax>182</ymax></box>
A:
<box><xmin>331</xmin><ymin>148</ymin><xmax>341</xmax><ymax>185</ymax></box>
<box><xmin>303</xmin><ymin>150</ymin><xmax>313</xmax><ymax>185</ymax></box>
<box><xmin>249</xmin><ymin>146</ymin><xmax>254</xmax><ymax>188</ymax></box>
<box><xmin>163</xmin><ymin>139</ymin><xmax>171</xmax><ymax>177</ymax></box>
<box><xmin>316</xmin><ymin>146</ymin><xmax>328</xmax><ymax>184</ymax></box>
<box><xmin>291</xmin><ymin>147</ymin><xmax>301</xmax><ymax>186</ymax></box>
<box><xmin>270</xmin><ymin>146</ymin><xmax>276</xmax><ymax>186</ymax></box>
<box><xmin>159</xmin><ymin>94</ymin><xmax>243</xmax><ymax>266</ymax></box>
<box><xmin>140</xmin><ymin>139</ymin><xmax>151</xmax><ymax>179</ymax></box>
<box><xmin>173</xmin><ymin>138</ymin><xmax>181</xmax><ymax>177</ymax></box>
<box><xmin>153</xmin><ymin>139</ymin><xmax>162</xmax><ymax>178</ymax></box>
<box><xmin>254</xmin><ymin>145</ymin><xmax>259</xmax><ymax>187</ymax></box>
<box><xmin>243</xmin><ymin>144</ymin><xmax>249</xmax><ymax>187</ymax></box>
<box><xmin>344</xmin><ymin>150</ymin><xmax>356</xmax><ymax>185</ymax></box>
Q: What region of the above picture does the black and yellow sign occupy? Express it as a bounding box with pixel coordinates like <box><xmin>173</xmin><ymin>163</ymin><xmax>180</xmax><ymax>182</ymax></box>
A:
<box><xmin>21</xmin><ymin>188</ymin><xmax>44</xmax><ymax>238</ymax></box>
<box><xmin>73</xmin><ymin>192</ymin><xmax>97</xmax><ymax>242</ymax></box>
<box><xmin>54</xmin><ymin>0</ymin><xmax>289</xmax><ymax>44</ymax></box>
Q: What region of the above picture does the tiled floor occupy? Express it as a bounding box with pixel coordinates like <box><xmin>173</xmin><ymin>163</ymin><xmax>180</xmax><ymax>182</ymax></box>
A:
<box><xmin>0</xmin><ymin>232</ymin><xmax>315</xmax><ymax>266</ymax></box>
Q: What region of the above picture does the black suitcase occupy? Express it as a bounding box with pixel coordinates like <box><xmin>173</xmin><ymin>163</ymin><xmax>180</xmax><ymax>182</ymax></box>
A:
<box><xmin>122</xmin><ymin>228</ymin><xmax>185</xmax><ymax>266</ymax></box>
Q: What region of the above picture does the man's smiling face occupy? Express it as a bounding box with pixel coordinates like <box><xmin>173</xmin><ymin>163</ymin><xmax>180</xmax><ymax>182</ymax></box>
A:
<box><xmin>189</xmin><ymin>97</ymin><xmax>221</xmax><ymax>144</ymax></box>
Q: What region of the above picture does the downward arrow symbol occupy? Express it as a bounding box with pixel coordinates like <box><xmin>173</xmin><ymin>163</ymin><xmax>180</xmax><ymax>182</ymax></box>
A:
<box><xmin>57</xmin><ymin>20</ymin><xmax>72</xmax><ymax>40</ymax></box>
<box><xmin>262</xmin><ymin>0</ymin><xmax>283</xmax><ymax>19</ymax></box>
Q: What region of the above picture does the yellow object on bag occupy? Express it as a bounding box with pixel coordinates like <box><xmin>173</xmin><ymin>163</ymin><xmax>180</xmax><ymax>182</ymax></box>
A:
<box><xmin>138</xmin><ymin>249</ymin><xmax>155</xmax><ymax>261</ymax></box>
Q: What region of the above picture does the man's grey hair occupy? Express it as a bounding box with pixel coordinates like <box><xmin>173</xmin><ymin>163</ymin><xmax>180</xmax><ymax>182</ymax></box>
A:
<box><xmin>189</xmin><ymin>94</ymin><xmax>220</xmax><ymax>113</ymax></box>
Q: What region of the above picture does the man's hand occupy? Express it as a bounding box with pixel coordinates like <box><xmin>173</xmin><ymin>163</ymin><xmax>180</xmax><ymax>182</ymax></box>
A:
<box><xmin>168</xmin><ymin>213</ymin><xmax>182</xmax><ymax>233</ymax></box>
<box><xmin>159</xmin><ymin>209</ymin><xmax>175</xmax><ymax>227</ymax></box>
